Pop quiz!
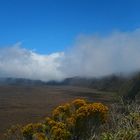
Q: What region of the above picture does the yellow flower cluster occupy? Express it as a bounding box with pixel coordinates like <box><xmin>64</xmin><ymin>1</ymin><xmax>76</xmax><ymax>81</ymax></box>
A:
<box><xmin>76</xmin><ymin>103</ymin><xmax>108</xmax><ymax>122</ymax></box>
<box><xmin>33</xmin><ymin>132</ymin><xmax>47</xmax><ymax>140</ymax></box>
<box><xmin>71</xmin><ymin>99</ymin><xmax>87</xmax><ymax>109</ymax></box>
<box><xmin>22</xmin><ymin>123</ymin><xmax>45</xmax><ymax>138</ymax></box>
<box><xmin>45</xmin><ymin>117</ymin><xmax>56</xmax><ymax>127</ymax></box>
<box><xmin>52</xmin><ymin>103</ymin><xmax>71</xmax><ymax>120</ymax></box>
<box><xmin>22</xmin><ymin>123</ymin><xmax>34</xmax><ymax>138</ymax></box>
<box><xmin>66</xmin><ymin>116</ymin><xmax>76</xmax><ymax>128</ymax></box>
<box><xmin>45</xmin><ymin>118</ymin><xmax>71</xmax><ymax>140</ymax></box>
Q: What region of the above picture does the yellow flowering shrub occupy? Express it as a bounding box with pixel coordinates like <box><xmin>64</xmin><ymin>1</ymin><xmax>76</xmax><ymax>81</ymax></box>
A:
<box><xmin>52</xmin><ymin>103</ymin><xmax>71</xmax><ymax>121</ymax></box>
<box><xmin>5</xmin><ymin>99</ymin><xmax>140</xmax><ymax>140</ymax></box>
<box><xmin>45</xmin><ymin>117</ymin><xmax>56</xmax><ymax>127</ymax></box>
<box><xmin>44</xmin><ymin>117</ymin><xmax>71</xmax><ymax>140</ymax></box>
<box><xmin>5</xmin><ymin>98</ymin><xmax>109</xmax><ymax>140</ymax></box>
<box><xmin>33</xmin><ymin>132</ymin><xmax>47</xmax><ymax>140</ymax></box>
<box><xmin>71</xmin><ymin>102</ymin><xmax>108</xmax><ymax>139</ymax></box>
<box><xmin>51</xmin><ymin>99</ymin><xmax>108</xmax><ymax>139</ymax></box>
<box><xmin>22</xmin><ymin>123</ymin><xmax>34</xmax><ymax>138</ymax></box>
<box><xmin>76</xmin><ymin>103</ymin><xmax>108</xmax><ymax>122</ymax></box>
<box><xmin>50</xmin><ymin>122</ymin><xmax>71</xmax><ymax>140</ymax></box>
<box><xmin>66</xmin><ymin>115</ymin><xmax>76</xmax><ymax>128</ymax></box>
<box><xmin>71</xmin><ymin>99</ymin><xmax>87</xmax><ymax>109</ymax></box>
<box><xmin>22</xmin><ymin>123</ymin><xmax>45</xmax><ymax>139</ymax></box>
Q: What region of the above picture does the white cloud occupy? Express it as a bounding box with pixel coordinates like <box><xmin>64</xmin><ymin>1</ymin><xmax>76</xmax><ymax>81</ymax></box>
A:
<box><xmin>0</xmin><ymin>44</ymin><xmax>64</xmax><ymax>81</ymax></box>
<box><xmin>0</xmin><ymin>29</ymin><xmax>140</xmax><ymax>81</ymax></box>
<box><xmin>60</xmin><ymin>29</ymin><xmax>140</xmax><ymax>78</ymax></box>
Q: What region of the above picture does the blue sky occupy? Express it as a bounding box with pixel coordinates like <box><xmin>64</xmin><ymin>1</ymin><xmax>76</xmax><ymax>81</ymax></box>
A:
<box><xmin>0</xmin><ymin>0</ymin><xmax>140</xmax><ymax>54</ymax></box>
<box><xmin>0</xmin><ymin>0</ymin><xmax>140</xmax><ymax>80</ymax></box>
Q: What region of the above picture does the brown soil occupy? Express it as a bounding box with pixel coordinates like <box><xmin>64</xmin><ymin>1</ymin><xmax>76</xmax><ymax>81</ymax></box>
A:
<box><xmin>0</xmin><ymin>85</ymin><xmax>116</xmax><ymax>138</ymax></box>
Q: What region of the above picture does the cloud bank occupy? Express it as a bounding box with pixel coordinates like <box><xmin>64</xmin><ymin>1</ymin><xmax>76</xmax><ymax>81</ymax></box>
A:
<box><xmin>0</xmin><ymin>44</ymin><xmax>64</xmax><ymax>81</ymax></box>
<box><xmin>0</xmin><ymin>29</ymin><xmax>140</xmax><ymax>81</ymax></box>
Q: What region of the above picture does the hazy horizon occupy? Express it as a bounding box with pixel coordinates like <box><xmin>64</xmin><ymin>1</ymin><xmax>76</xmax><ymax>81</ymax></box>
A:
<box><xmin>0</xmin><ymin>0</ymin><xmax>140</xmax><ymax>81</ymax></box>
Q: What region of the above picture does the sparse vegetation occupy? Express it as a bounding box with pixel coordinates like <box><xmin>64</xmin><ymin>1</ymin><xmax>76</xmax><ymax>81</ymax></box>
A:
<box><xmin>100</xmin><ymin>101</ymin><xmax>140</xmax><ymax>140</ymax></box>
<box><xmin>4</xmin><ymin>98</ymin><xmax>140</xmax><ymax>140</ymax></box>
<box><xmin>1</xmin><ymin>73</ymin><xmax>140</xmax><ymax>140</ymax></box>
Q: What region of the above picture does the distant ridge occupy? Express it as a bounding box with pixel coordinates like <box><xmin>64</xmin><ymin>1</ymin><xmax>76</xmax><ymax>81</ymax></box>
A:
<box><xmin>0</xmin><ymin>77</ymin><xmax>47</xmax><ymax>86</ymax></box>
<box><xmin>0</xmin><ymin>75</ymin><xmax>130</xmax><ymax>90</ymax></box>
<box><xmin>47</xmin><ymin>75</ymin><xmax>127</xmax><ymax>92</ymax></box>
<box><xmin>0</xmin><ymin>72</ymin><xmax>140</xmax><ymax>101</ymax></box>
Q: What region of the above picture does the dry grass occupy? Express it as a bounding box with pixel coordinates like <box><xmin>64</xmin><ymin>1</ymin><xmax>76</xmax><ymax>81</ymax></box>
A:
<box><xmin>0</xmin><ymin>85</ymin><xmax>116</xmax><ymax>139</ymax></box>
<box><xmin>3</xmin><ymin>98</ymin><xmax>140</xmax><ymax>140</ymax></box>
